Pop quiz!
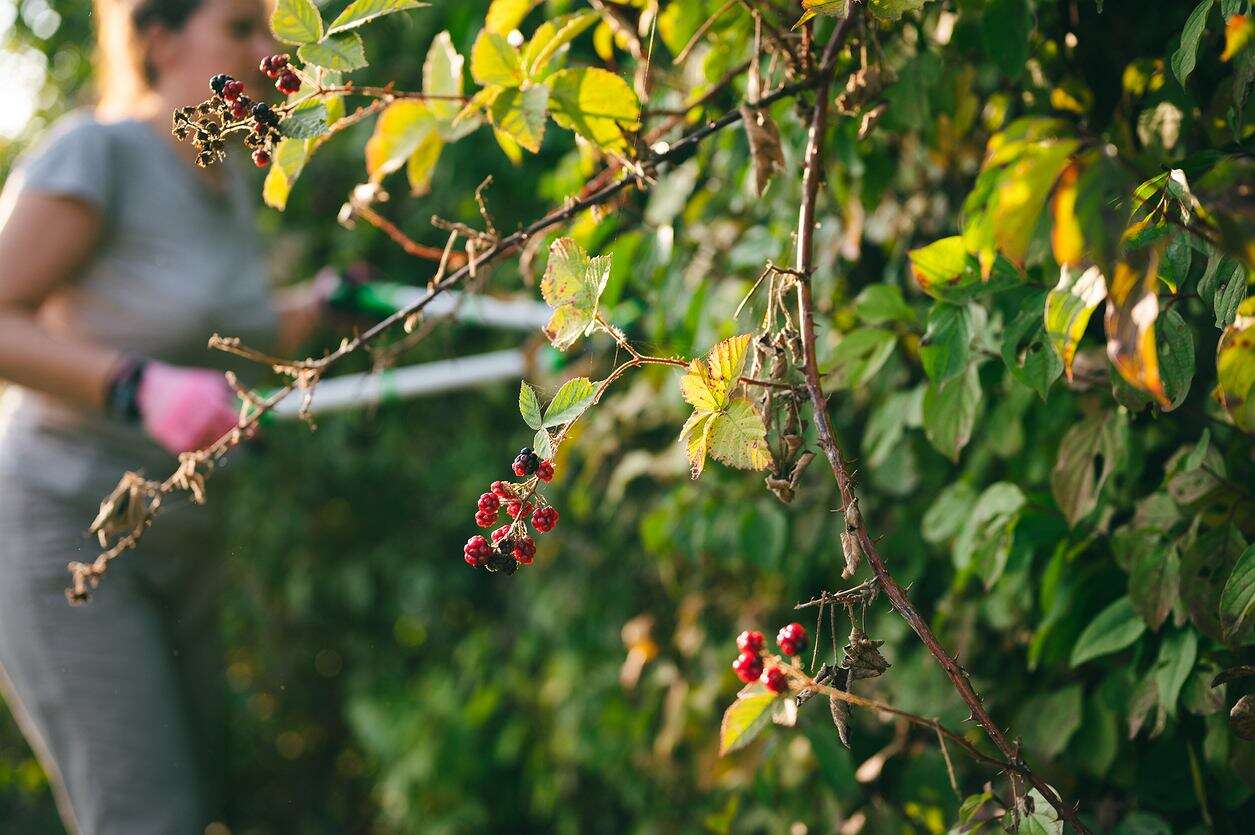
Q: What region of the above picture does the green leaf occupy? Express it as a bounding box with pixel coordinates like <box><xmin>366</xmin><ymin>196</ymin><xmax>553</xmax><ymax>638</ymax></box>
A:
<box><xmin>262</xmin><ymin>137</ymin><xmax>310</xmax><ymax>210</ymax></box>
<box><xmin>863</xmin><ymin>388</ymin><xmax>922</xmax><ymax>468</ymax></box>
<box><xmin>922</xmin><ymin>480</ymin><xmax>977</xmax><ymax>544</ymax></box>
<box><xmin>270</xmin><ymin>0</ymin><xmax>324</xmax><ymax>44</ymax></box>
<box><xmin>1050</xmin><ymin>411</ymin><xmax>1122</xmax><ymax>526</ymax></box>
<box><xmin>707</xmin><ymin>398</ymin><xmax>771</xmax><ymax>472</ymax></box>
<box><xmin>424</xmin><ymin>31</ymin><xmax>475</xmax><ymax>132</ymax></box>
<box><xmin>1197</xmin><ymin>255</ymin><xmax>1247</xmax><ymax>329</ymax></box>
<box><xmin>279</xmin><ymin>102</ymin><xmax>330</xmax><ymax>138</ymax></box>
<box><xmin>974</xmin><ymin>138</ymin><xmax>1079</xmax><ymax>270</ymax></box>
<box><xmin>981</xmin><ymin>0</ymin><xmax>1031</xmax><ymax>80</ymax></box>
<box><xmin>1045</xmin><ymin>264</ymin><xmax>1107</xmax><ymax>380</ymax></box>
<box><xmin>922</xmin><ymin>362</ymin><xmax>982</xmax><ymax>461</ymax></box>
<box><xmin>1014</xmin><ymin>684</ymin><xmax>1083</xmax><ymax>760</ymax></box>
<box><xmin>921</xmin><ymin>303</ymin><xmax>971</xmax><ymax>384</ymax></box>
<box><xmin>1157</xmin><ymin>308</ymin><xmax>1195</xmax><ymax>411</ymax></box>
<box><xmin>867</xmin><ymin>0</ymin><xmax>932</xmax><ymax>21</ymax></box>
<box><xmin>539</xmin><ymin>237</ymin><xmax>610</xmax><ymax>349</ymax></box>
<box><xmin>542</xmin><ymin>377</ymin><xmax>595</xmax><ymax>428</ymax></box>
<box><xmin>1153</xmin><ymin>628</ymin><xmax>1197</xmax><ymax>718</ymax></box>
<box><xmin>548</xmin><ymin>67</ymin><xmax>641</xmax><ymax>152</ymax></box>
<box><xmin>827</xmin><ymin>328</ymin><xmax>897</xmax><ymax>389</ymax></box>
<box><xmin>1214</xmin><ymin>296</ymin><xmax>1255</xmax><ymax>432</ymax></box>
<box><xmin>518</xmin><ymin>382</ymin><xmax>543</xmax><ymax>430</ymax></box>
<box><xmin>952</xmin><ymin>482</ymin><xmax>1025</xmax><ymax>584</ymax></box>
<box><xmin>1171</xmin><ymin>0</ymin><xmax>1215</xmax><ymax>84</ymax></box>
<box><xmin>1071</xmin><ymin>596</ymin><xmax>1146</xmax><ymax>666</ymax></box>
<box><xmin>1129</xmin><ymin>536</ymin><xmax>1180</xmax><ymax>631</ymax></box>
<box><xmin>471</xmin><ymin>31</ymin><xmax>524</xmax><ymax>87</ymax></box>
<box><xmin>522</xmin><ymin>10</ymin><xmax>598</xmax><ymax>79</ymax></box>
<box><xmin>533</xmin><ymin>427</ymin><xmax>554</xmax><ymax>460</ymax></box>
<box><xmin>1002</xmin><ymin>302</ymin><xmax>1063</xmax><ymax>400</ymax></box>
<box><xmin>326</xmin><ymin>0</ymin><xmax>426</xmax><ymax>35</ymax></box>
<box><xmin>719</xmin><ymin>685</ymin><xmax>778</xmax><ymax>755</ymax></box>
<box><xmin>1112</xmin><ymin>812</ymin><xmax>1173</xmax><ymax>835</ymax></box>
<box><xmin>1220</xmin><ymin>544</ymin><xmax>1255</xmax><ymax>644</ymax></box>
<box><xmin>298</xmin><ymin>32</ymin><xmax>367</xmax><ymax>71</ymax></box>
<box><xmin>853</xmin><ymin>284</ymin><xmax>916</xmax><ymax>325</ymax></box>
<box><xmin>1181</xmin><ymin>428</ymin><xmax>1211</xmax><ymax>472</ymax></box>
<box><xmin>489</xmin><ymin>84</ymin><xmax>549</xmax><ymax>153</ymax></box>
<box><xmin>1181</xmin><ymin>524</ymin><xmax>1248</xmax><ymax>640</ymax></box>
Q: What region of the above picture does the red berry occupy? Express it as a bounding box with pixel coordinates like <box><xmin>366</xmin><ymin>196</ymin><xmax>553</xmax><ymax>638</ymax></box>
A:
<box><xmin>761</xmin><ymin>666</ymin><xmax>789</xmax><ymax>694</ymax></box>
<box><xmin>463</xmin><ymin>535</ymin><xmax>492</xmax><ymax>567</ymax></box>
<box><xmin>736</xmin><ymin>630</ymin><xmax>765</xmax><ymax>655</ymax></box>
<box><xmin>222</xmin><ymin>79</ymin><xmax>245</xmax><ymax>101</ymax></box>
<box><xmin>531</xmin><ymin>507</ymin><xmax>558</xmax><ymax>533</ymax></box>
<box><xmin>490</xmin><ymin>525</ymin><xmax>510</xmax><ymax>544</ymax></box>
<box><xmin>251</xmin><ymin>149</ymin><xmax>270</xmax><ymax>168</ymax></box>
<box><xmin>490</xmin><ymin>481</ymin><xmax>512</xmax><ymax>499</ymax></box>
<box><xmin>276</xmin><ymin>69</ymin><xmax>301</xmax><ymax>95</ymax></box>
<box><xmin>513</xmin><ymin>535</ymin><xmax>537</xmax><ymax>565</ymax></box>
<box><xmin>260</xmin><ymin>53</ymin><xmax>289</xmax><ymax>78</ymax></box>
<box><xmin>507</xmin><ymin>500</ymin><xmax>534</xmax><ymax>520</ymax></box>
<box><xmin>732</xmin><ymin>651</ymin><xmax>764</xmax><ymax>684</ymax></box>
<box><xmin>512</xmin><ymin>461</ymin><xmax>528</xmax><ymax>477</ymax></box>
<box><xmin>776</xmin><ymin>622</ymin><xmax>807</xmax><ymax>657</ymax></box>
<box><xmin>474</xmin><ymin>509</ymin><xmax>497</xmax><ymax>528</ymax></box>
<box><xmin>537</xmin><ymin>460</ymin><xmax>555</xmax><ymax>482</ymax></box>
<box><xmin>478</xmin><ymin>492</ymin><xmax>500</xmax><ymax>512</ymax></box>
<box><xmin>230</xmin><ymin>97</ymin><xmax>251</xmax><ymax>120</ymax></box>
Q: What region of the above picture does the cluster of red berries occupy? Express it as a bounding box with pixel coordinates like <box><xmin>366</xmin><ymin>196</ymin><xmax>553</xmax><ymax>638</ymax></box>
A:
<box><xmin>259</xmin><ymin>53</ymin><xmax>300</xmax><ymax>94</ymax></box>
<box><xmin>462</xmin><ymin>451</ymin><xmax>559</xmax><ymax>574</ymax></box>
<box><xmin>731</xmin><ymin>622</ymin><xmax>808</xmax><ymax>694</ymax></box>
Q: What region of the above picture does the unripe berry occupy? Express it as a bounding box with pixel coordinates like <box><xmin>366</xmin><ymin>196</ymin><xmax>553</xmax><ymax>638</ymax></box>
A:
<box><xmin>251</xmin><ymin>149</ymin><xmax>271</xmax><ymax>168</ymax></box>
<box><xmin>537</xmin><ymin>460</ymin><xmax>554</xmax><ymax>482</ymax></box>
<box><xmin>230</xmin><ymin>96</ymin><xmax>251</xmax><ymax>121</ymax></box>
<box><xmin>463</xmin><ymin>534</ymin><xmax>492</xmax><ymax>567</ymax></box>
<box><xmin>474</xmin><ymin>509</ymin><xmax>497</xmax><ymax>528</ymax></box>
<box><xmin>490</xmin><ymin>480</ymin><xmax>512</xmax><ymax>499</ymax></box>
<box><xmin>478</xmin><ymin>492</ymin><xmax>500</xmax><ymax>512</ymax></box>
<box><xmin>777</xmin><ymin>622</ymin><xmax>807</xmax><ymax>657</ymax></box>
<box><xmin>490</xmin><ymin>525</ymin><xmax>510</xmax><ymax>544</ymax></box>
<box><xmin>507</xmin><ymin>500</ymin><xmax>535</xmax><ymax>520</ymax></box>
<box><xmin>513</xmin><ymin>535</ymin><xmax>537</xmax><ymax>565</ymax></box>
<box><xmin>530</xmin><ymin>507</ymin><xmax>558</xmax><ymax>533</ymax></box>
<box><xmin>761</xmin><ymin>665</ymin><xmax>788</xmax><ymax>694</ymax></box>
<box><xmin>222</xmin><ymin>79</ymin><xmax>245</xmax><ymax>101</ymax></box>
<box><xmin>732</xmin><ymin>651</ymin><xmax>764</xmax><ymax>684</ymax></box>
<box><xmin>260</xmin><ymin>53</ymin><xmax>290</xmax><ymax>78</ymax></box>
<box><xmin>736</xmin><ymin>630</ymin><xmax>765</xmax><ymax>655</ymax></box>
<box><xmin>276</xmin><ymin>69</ymin><xmax>301</xmax><ymax>95</ymax></box>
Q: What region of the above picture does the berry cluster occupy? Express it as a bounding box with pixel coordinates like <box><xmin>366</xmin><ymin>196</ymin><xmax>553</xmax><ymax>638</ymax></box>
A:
<box><xmin>462</xmin><ymin>452</ymin><xmax>560</xmax><ymax>574</ymax></box>
<box><xmin>172</xmin><ymin>55</ymin><xmax>297</xmax><ymax>169</ymax></box>
<box><xmin>731</xmin><ymin>622</ymin><xmax>808</xmax><ymax>694</ymax></box>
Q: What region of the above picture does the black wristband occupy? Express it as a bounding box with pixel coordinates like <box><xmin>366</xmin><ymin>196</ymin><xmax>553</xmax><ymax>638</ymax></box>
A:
<box><xmin>105</xmin><ymin>356</ymin><xmax>147</xmax><ymax>424</ymax></box>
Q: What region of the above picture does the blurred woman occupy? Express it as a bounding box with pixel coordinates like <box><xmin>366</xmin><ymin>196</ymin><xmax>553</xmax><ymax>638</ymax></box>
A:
<box><xmin>0</xmin><ymin>1</ymin><xmax>325</xmax><ymax>832</ymax></box>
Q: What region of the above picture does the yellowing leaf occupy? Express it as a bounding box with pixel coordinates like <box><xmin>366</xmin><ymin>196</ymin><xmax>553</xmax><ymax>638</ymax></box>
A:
<box><xmin>364</xmin><ymin>100</ymin><xmax>437</xmax><ymax>180</ymax></box>
<box><xmin>708</xmin><ymin>398</ymin><xmax>771</xmax><ymax>472</ymax></box>
<box><xmin>326</xmin><ymin>0</ymin><xmax>426</xmax><ymax>36</ymax></box>
<box><xmin>1045</xmin><ymin>264</ymin><xmax>1108</xmax><ymax>380</ymax></box>
<box><xmin>424</xmin><ymin>31</ymin><xmax>475</xmax><ymax>131</ymax></box>
<box><xmin>471</xmin><ymin>31</ymin><xmax>524</xmax><ymax>87</ymax></box>
<box><xmin>405</xmin><ymin>129</ymin><xmax>444</xmax><ymax>195</ymax></box>
<box><xmin>548</xmin><ymin>67</ymin><xmax>641</xmax><ymax>152</ymax></box>
<box><xmin>989</xmin><ymin>139</ymin><xmax>1079</xmax><ymax>268</ymax></box>
<box><xmin>679</xmin><ymin>334</ymin><xmax>750</xmax><ymax>412</ymax></box>
<box><xmin>489</xmin><ymin>84</ymin><xmax>549</xmax><ymax>153</ymax></box>
<box><xmin>1215</xmin><ymin>296</ymin><xmax>1255</xmax><ymax>433</ymax></box>
<box><xmin>270</xmin><ymin>0</ymin><xmax>324</xmax><ymax>45</ymax></box>
<box><xmin>1105</xmin><ymin>250</ymin><xmax>1170</xmax><ymax>408</ymax></box>
<box><xmin>1222</xmin><ymin>14</ymin><xmax>1254</xmax><ymax>61</ymax></box>
<box><xmin>794</xmin><ymin>0</ymin><xmax>848</xmax><ymax>29</ymax></box>
<box><xmin>263</xmin><ymin>138</ymin><xmax>310</xmax><ymax>210</ymax></box>
<box><xmin>1051</xmin><ymin>161</ymin><xmax>1084</xmax><ymax>266</ymax></box>
<box><xmin>719</xmin><ymin>685</ymin><xmax>778</xmax><ymax>755</ymax></box>
<box><xmin>522</xmin><ymin>10</ymin><xmax>598</xmax><ymax>79</ymax></box>
<box><xmin>539</xmin><ymin>237</ymin><xmax>610</xmax><ymax>349</ymax></box>
<box><xmin>485</xmin><ymin>0</ymin><xmax>535</xmax><ymax>33</ymax></box>
<box><xmin>679</xmin><ymin>410</ymin><xmax>715</xmax><ymax>478</ymax></box>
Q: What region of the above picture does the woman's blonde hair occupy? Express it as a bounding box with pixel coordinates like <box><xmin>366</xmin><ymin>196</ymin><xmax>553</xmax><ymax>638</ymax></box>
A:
<box><xmin>94</xmin><ymin>0</ymin><xmax>203</xmax><ymax>116</ymax></box>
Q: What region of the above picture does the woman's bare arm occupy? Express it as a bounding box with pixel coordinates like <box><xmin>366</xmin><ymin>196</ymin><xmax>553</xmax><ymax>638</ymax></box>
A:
<box><xmin>0</xmin><ymin>191</ymin><xmax>122</xmax><ymax>409</ymax></box>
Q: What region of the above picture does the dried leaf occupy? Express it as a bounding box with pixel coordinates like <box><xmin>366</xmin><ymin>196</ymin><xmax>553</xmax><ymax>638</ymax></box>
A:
<box><xmin>740</xmin><ymin>105</ymin><xmax>785</xmax><ymax>196</ymax></box>
<box><xmin>1104</xmin><ymin>248</ymin><xmax>1170</xmax><ymax>408</ymax></box>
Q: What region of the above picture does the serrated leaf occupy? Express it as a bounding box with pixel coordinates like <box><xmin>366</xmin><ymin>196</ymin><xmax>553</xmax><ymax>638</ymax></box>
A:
<box><xmin>279</xmin><ymin>102</ymin><xmax>330</xmax><ymax>138</ymax></box>
<box><xmin>719</xmin><ymin>686</ymin><xmax>778</xmax><ymax>755</ymax></box>
<box><xmin>489</xmin><ymin>84</ymin><xmax>548</xmax><ymax>153</ymax></box>
<box><xmin>1105</xmin><ymin>248</ymin><xmax>1171</xmax><ymax>408</ymax></box>
<box><xmin>519</xmin><ymin>382</ymin><xmax>543</xmax><ymax>430</ymax></box>
<box><xmin>364</xmin><ymin>100</ymin><xmax>437</xmax><ymax>180</ymax></box>
<box><xmin>1171</xmin><ymin>0</ymin><xmax>1215</xmax><ymax>84</ymax></box>
<box><xmin>922</xmin><ymin>362</ymin><xmax>982</xmax><ymax>461</ymax></box>
<box><xmin>326</xmin><ymin>0</ymin><xmax>426</xmax><ymax>35</ymax></box>
<box><xmin>262</xmin><ymin>137</ymin><xmax>309</xmax><ymax>210</ymax></box>
<box><xmin>921</xmin><ymin>303</ymin><xmax>971</xmax><ymax>384</ymax></box>
<box><xmin>298</xmin><ymin>32</ymin><xmax>367</xmax><ymax>71</ymax></box>
<box><xmin>548</xmin><ymin>67</ymin><xmax>641</xmax><ymax>152</ymax></box>
<box><xmin>1071</xmin><ymin>596</ymin><xmax>1146</xmax><ymax>666</ymax></box>
<box><xmin>680</xmin><ymin>334</ymin><xmax>750</xmax><ymax>412</ymax></box>
<box><xmin>1220</xmin><ymin>544</ymin><xmax>1255</xmax><ymax>644</ymax></box>
<box><xmin>471</xmin><ymin>31</ymin><xmax>524</xmax><ymax>87</ymax></box>
<box><xmin>539</xmin><ymin>238</ymin><xmax>610</xmax><ymax>349</ymax></box>
<box><xmin>1045</xmin><ymin>264</ymin><xmax>1107</xmax><ymax>379</ymax></box>
<box><xmin>523</xmin><ymin>10</ymin><xmax>598</xmax><ymax>79</ymax></box>
<box><xmin>1051</xmin><ymin>411</ymin><xmax>1122</xmax><ymax>526</ymax></box>
<box><xmin>680</xmin><ymin>410</ymin><xmax>715</xmax><ymax>479</ymax></box>
<box><xmin>533</xmin><ymin>428</ymin><xmax>554</xmax><ymax>460</ymax></box>
<box><xmin>271</xmin><ymin>0</ymin><xmax>323</xmax><ymax>44</ymax></box>
<box><xmin>1215</xmin><ymin>296</ymin><xmax>1255</xmax><ymax>432</ymax></box>
<box><xmin>543</xmin><ymin>377</ymin><xmax>595</xmax><ymax>427</ymax></box>
<box><xmin>708</xmin><ymin>398</ymin><xmax>771</xmax><ymax>472</ymax></box>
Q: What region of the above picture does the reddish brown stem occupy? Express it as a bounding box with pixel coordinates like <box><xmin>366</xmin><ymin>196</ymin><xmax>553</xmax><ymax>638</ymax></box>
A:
<box><xmin>791</xmin><ymin>15</ymin><xmax>1089</xmax><ymax>833</ymax></box>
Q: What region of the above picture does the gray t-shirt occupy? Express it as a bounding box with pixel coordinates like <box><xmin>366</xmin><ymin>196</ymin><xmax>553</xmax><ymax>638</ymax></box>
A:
<box><xmin>0</xmin><ymin>111</ymin><xmax>279</xmax><ymax>500</ymax></box>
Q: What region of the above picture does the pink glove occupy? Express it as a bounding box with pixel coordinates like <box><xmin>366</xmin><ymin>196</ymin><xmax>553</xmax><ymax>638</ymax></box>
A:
<box><xmin>136</xmin><ymin>362</ymin><xmax>239</xmax><ymax>455</ymax></box>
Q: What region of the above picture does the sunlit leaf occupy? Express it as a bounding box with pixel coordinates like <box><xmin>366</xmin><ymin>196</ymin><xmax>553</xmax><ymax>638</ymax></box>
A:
<box><xmin>262</xmin><ymin>138</ymin><xmax>310</xmax><ymax>210</ymax></box>
<box><xmin>271</xmin><ymin>0</ymin><xmax>324</xmax><ymax>44</ymax></box>
<box><xmin>298</xmin><ymin>32</ymin><xmax>367</xmax><ymax>71</ymax></box>
<box><xmin>908</xmin><ymin>236</ymin><xmax>1023</xmax><ymax>302</ymax></box>
<box><xmin>364</xmin><ymin>100</ymin><xmax>437</xmax><ymax>180</ymax></box>
<box><xmin>1045</xmin><ymin>264</ymin><xmax>1107</xmax><ymax>380</ymax></box>
<box><xmin>519</xmin><ymin>382</ymin><xmax>543</xmax><ymax>430</ymax></box>
<box><xmin>719</xmin><ymin>684</ymin><xmax>778</xmax><ymax>755</ymax></box>
<box><xmin>522</xmin><ymin>10</ymin><xmax>598</xmax><ymax>79</ymax></box>
<box><xmin>489</xmin><ymin>85</ymin><xmax>549</xmax><ymax>153</ymax></box>
<box><xmin>1051</xmin><ymin>162</ymin><xmax>1084</xmax><ymax>265</ymax></box>
<box><xmin>539</xmin><ymin>237</ymin><xmax>610</xmax><ymax>349</ymax></box>
<box><xmin>1104</xmin><ymin>249</ymin><xmax>1170</xmax><ymax>408</ymax></box>
<box><xmin>708</xmin><ymin>398</ymin><xmax>771</xmax><ymax>472</ymax></box>
<box><xmin>405</xmin><ymin>129</ymin><xmax>444</xmax><ymax>195</ymax></box>
<box><xmin>548</xmin><ymin>67</ymin><xmax>641</xmax><ymax>152</ymax></box>
<box><xmin>542</xmin><ymin>377</ymin><xmax>596</xmax><ymax>427</ymax></box>
<box><xmin>326</xmin><ymin>0</ymin><xmax>427</xmax><ymax>35</ymax></box>
<box><xmin>424</xmin><ymin>31</ymin><xmax>476</xmax><ymax>131</ymax></box>
<box><xmin>279</xmin><ymin>102</ymin><xmax>330</xmax><ymax>138</ymax></box>
<box><xmin>793</xmin><ymin>0</ymin><xmax>847</xmax><ymax>29</ymax></box>
<box><xmin>485</xmin><ymin>0</ymin><xmax>536</xmax><ymax>33</ymax></box>
<box><xmin>680</xmin><ymin>410</ymin><xmax>715</xmax><ymax>479</ymax></box>
<box><xmin>680</xmin><ymin>334</ymin><xmax>750</xmax><ymax>412</ymax></box>
<box><xmin>1215</xmin><ymin>296</ymin><xmax>1255</xmax><ymax>432</ymax></box>
<box><xmin>471</xmin><ymin>31</ymin><xmax>525</xmax><ymax>87</ymax></box>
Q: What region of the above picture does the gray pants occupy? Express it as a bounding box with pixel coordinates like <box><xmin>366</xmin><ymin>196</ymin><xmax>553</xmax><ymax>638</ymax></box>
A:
<box><xmin>0</xmin><ymin>465</ymin><xmax>224</xmax><ymax>835</ymax></box>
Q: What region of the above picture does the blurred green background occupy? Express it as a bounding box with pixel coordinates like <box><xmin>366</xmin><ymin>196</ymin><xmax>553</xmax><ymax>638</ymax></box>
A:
<box><xmin>2</xmin><ymin>1</ymin><xmax>1253</xmax><ymax>833</ymax></box>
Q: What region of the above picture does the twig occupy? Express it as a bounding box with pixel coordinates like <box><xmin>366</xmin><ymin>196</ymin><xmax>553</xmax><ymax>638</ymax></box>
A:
<box><xmin>788</xmin><ymin>14</ymin><xmax>1090</xmax><ymax>833</ymax></box>
<box><xmin>674</xmin><ymin>0</ymin><xmax>738</xmax><ymax>65</ymax></box>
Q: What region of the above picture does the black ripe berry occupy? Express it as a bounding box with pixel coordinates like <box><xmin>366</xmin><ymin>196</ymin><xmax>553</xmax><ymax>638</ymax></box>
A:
<box><xmin>512</xmin><ymin>448</ymin><xmax>540</xmax><ymax>477</ymax></box>
<box><xmin>209</xmin><ymin>74</ymin><xmax>232</xmax><ymax>95</ymax></box>
<box><xmin>251</xmin><ymin>102</ymin><xmax>279</xmax><ymax>127</ymax></box>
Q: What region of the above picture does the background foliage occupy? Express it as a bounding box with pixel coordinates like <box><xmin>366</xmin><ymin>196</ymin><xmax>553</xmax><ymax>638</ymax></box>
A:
<box><xmin>2</xmin><ymin>0</ymin><xmax>1254</xmax><ymax>833</ymax></box>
